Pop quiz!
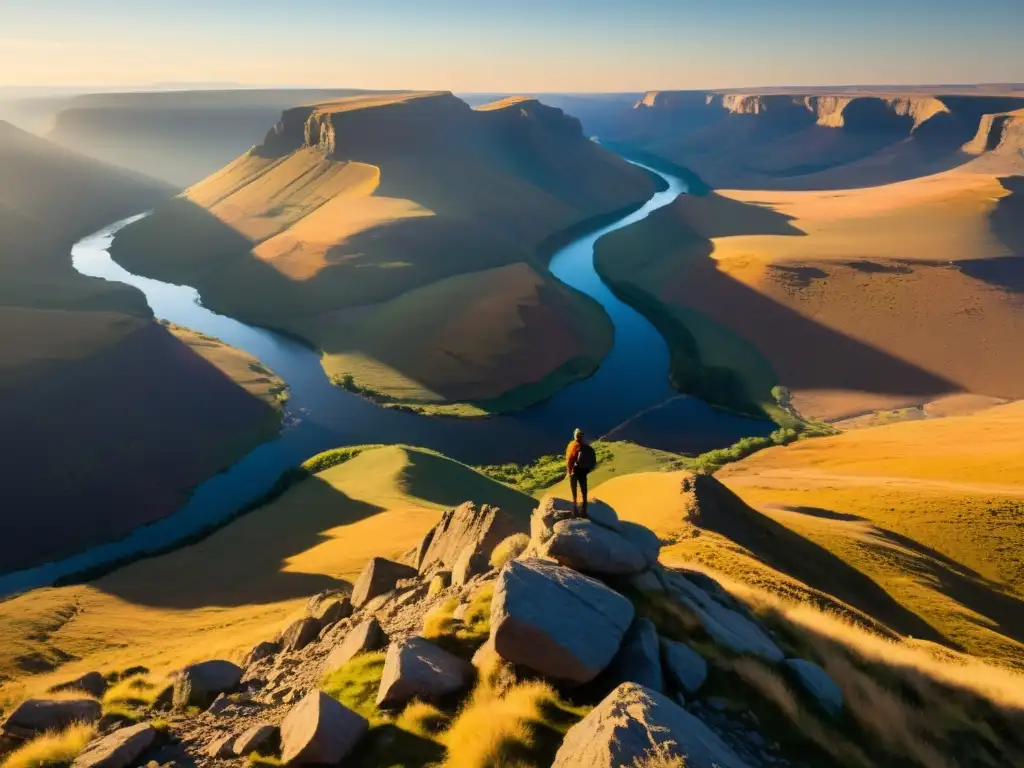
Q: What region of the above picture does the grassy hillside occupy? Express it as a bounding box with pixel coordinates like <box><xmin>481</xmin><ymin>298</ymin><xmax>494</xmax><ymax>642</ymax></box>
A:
<box><xmin>593</xmin><ymin>168</ymin><xmax>1024</xmax><ymax>422</ymax></box>
<box><xmin>0</xmin><ymin>446</ymin><xmax>533</xmax><ymax>706</ymax></box>
<box><xmin>0</xmin><ymin>122</ymin><xmax>286</xmax><ymax>573</ymax></box>
<box><xmin>582</xmin><ymin>403</ymin><xmax>1024</xmax><ymax>669</ymax></box>
<box><xmin>112</xmin><ymin>92</ymin><xmax>658</xmax><ymax>414</ymax></box>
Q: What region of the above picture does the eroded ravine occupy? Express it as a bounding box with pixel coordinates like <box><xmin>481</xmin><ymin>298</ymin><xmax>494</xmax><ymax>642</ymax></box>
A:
<box><xmin>0</xmin><ymin>161</ymin><xmax>771</xmax><ymax>596</ymax></box>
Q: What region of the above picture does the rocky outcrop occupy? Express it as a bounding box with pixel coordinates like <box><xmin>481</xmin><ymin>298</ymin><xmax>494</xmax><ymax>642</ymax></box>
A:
<box><xmin>231</xmin><ymin>724</ymin><xmax>278</xmax><ymax>757</ymax></box>
<box><xmin>607</xmin><ymin>618</ymin><xmax>663</xmax><ymax>692</ymax></box>
<box><xmin>173</xmin><ymin>660</ymin><xmax>243</xmax><ymax>709</ymax></box>
<box><xmin>243</xmin><ymin>640</ymin><xmax>280</xmax><ymax>668</ymax></box>
<box><xmin>376</xmin><ymin>637</ymin><xmax>473</xmax><ymax>709</ymax></box>
<box><xmin>351</xmin><ymin>557</ymin><xmax>418</xmax><ymax>608</ymax></box>
<box><xmin>490</xmin><ymin>558</ymin><xmax>634</xmax><ymax>683</ymax></box>
<box><xmin>544</xmin><ymin>519</ymin><xmax>651</xmax><ymax>575</ymax></box>
<box><xmin>322</xmin><ymin>617</ymin><xmax>385</xmax><ymax>674</ymax></box>
<box><xmin>667</xmin><ymin>573</ymin><xmax>784</xmax><ymax>662</ymax></box>
<box><xmin>72</xmin><ymin>723</ymin><xmax>155</xmax><ymax>768</ymax></box>
<box><xmin>2</xmin><ymin>698</ymin><xmax>101</xmax><ymax>739</ymax></box>
<box><xmin>661</xmin><ymin>639</ymin><xmax>708</xmax><ymax>695</ymax></box>
<box><xmin>552</xmin><ymin>683</ymin><xmax>750</xmax><ymax>768</ymax></box>
<box><xmin>786</xmin><ymin>658</ymin><xmax>844</xmax><ymax>717</ymax></box>
<box><xmin>417</xmin><ymin>502</ymin><xmax>528</xmax><ymax>577</ymax></box>
<box><xmin>280</xmin><ymin>691</ymin><xmax>367</xmax><ymax>766</ymax></box>
<box><xmin>280</xmin><ymin>617</ymin><xmax>323</xmax><ymax>653</ymax></box>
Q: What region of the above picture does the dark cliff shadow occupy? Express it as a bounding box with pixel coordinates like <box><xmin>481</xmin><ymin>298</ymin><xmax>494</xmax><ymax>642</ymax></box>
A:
<box><xmin>595</xmin><ymin>193</ymin><xmax>959</xmax><ymax>411</ymax></box>
<box><xmin>692</xmin><ymin>476</ymin><xmax>947</xmax><ymax>644</ymax></box>
<box><xmin>92</xmin><ymin>475</ymin><xmax>382</xmax><ymax>609</ymax></box>
<box><xmin>0</xmin><ymin>319</ymin><xmax>281</xmax><ymax>576</ymax></box>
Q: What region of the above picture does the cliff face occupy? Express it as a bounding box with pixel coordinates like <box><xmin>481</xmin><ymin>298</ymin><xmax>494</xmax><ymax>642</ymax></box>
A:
<box><xmin>113</xmin><ymin>91</ymin><xmax>657</xmax><ymax>413</ymax></box>
<box><xmin>611</xmin><ymin>91</ymin><xmax>1024</xmax><ymax>189</ymax></box>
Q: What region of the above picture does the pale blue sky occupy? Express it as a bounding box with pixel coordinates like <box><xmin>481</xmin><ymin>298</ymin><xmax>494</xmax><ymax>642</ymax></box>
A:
<box><xmin>2</xmin><ymin>0</ymin><xmax>1022</xmax><ymax>90</ymax></box>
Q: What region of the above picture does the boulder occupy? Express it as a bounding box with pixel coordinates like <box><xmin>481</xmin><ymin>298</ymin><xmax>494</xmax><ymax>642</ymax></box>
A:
<box><xmin>490</xmin><ymin>558</ymin><xmax>634</xmax><ymax>683</ymax></box>
<box><xmin>206</xmin><ymin>733</ymin><xmax>235</xmax><ymax>758</ymax></box>
<box><xmin>607</xmin><ymin>618</ymin><xmax>663</xmax><ymax>692</ymax></box>
<box><xmin>529</xmin><ymin>497</ymin><xmax>575</xmax><ymax>547</ymax></box>
<box><xmin>2</xmin><ymin>698</ymin><xmax>101</xmax><ymax>739</ymax></box>
<box><xmin>628</xmin><ymin>569</ymin><xmax>666</xmax><ymax>595</ymax></box>
<box><xmin>786</xmin><ymin>658</ymin><xmax>844</xmax><ymax>717</ymax></box>
<box><xmin>617</xmin><ymin>522</ymin><xmax>661</xmax><ymax>568</ymax></box>
<box><xmin>72</xmin><ymin>723</ymin><xmax>155</xmax><ymax>768</ymax></box>
<box><xmin>452</xmin><ymin>543</ymin><xmax>488</xmax><ymax>587</ymax></box>
<box><xmin>584</xmin><ymin>499</ymin><xmax>620</xmax><ymax>530</ymax></box>
<box><xmin>552</xmin><ymin>683</ymin><xmax>751</xmax><ymax>768</ymax></box>
<box><xmin>668</xmin><ymin>574</ymin><xmax>783</xmax><ymax>662</ymax></box>
<box><xmin>243</xmin><ymin>640</ymin><xmax>280</xmax><ymax>668</ymax></box>
<box><xmin>412</xmin><ymin>526</ymin><xmax>437</xmax><ymax>571</ymax></box>
<box><xmin>280</xmin><ymin>691</ymin><xmax>367</xmax><ymax>766</ymax></box>
<box><xmin>376</xmin><ymin>637</ymin><xmax>472</xmax><ymax>709</ymax></box>
<box><xmin>232</xmin><ymin>724</ymin><xmax>278</xmax><ymax>757</ymax></box>
<box><xmin>543</xmin><ymin>519</ymin><xmax>649</xmax><ymax>576</ymax></box>
<box><xmin>50</xmin><ymin>671</ymin><xmax>108</xmax><ymax>699</ymax></box>
<box><xmin>351</xmin><ymin>558</ymin><xmax>418</xmax><ymax>608</ymax></box>
<box><xmin>322</xmin><ymin>618</ymin><xmax>385</xmax><ymax>674</ymax></box>
<box><xmin>427</xmin><ymin>571</ymin><xmax>451</xmax><ymax>596</ymax></box>
<box><xmin>661</xmin><ymin>639</ymin><xmax>708</xmax><ymax>694</ymax></box>
<box><xmin>280</xmin><ymin>617</ymin><xmax>323</xmax><ymax>653</ymax></box>
<box><xmin>173</xmin><ymin>660</ymin><xmax>243</xmax><ymax>709</ymax></box>
<box><xmin>313</xmin><ymin>597</ymin><xmax>352</xmax><ymax>625</ymax></box>
<box><xmin>418</xmin><ymin>502</ymin><xmax>528</xmax><ymax>576</ymax></box>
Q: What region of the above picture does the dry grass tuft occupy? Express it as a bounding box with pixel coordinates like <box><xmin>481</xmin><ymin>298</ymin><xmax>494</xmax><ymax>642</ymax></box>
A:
<box><xmin>629</xmin><ymin>741</ymin><xmax>686</xmax><ymax>768</ymax></box>
<box><xmin>439</xmin><ymin>680</ymin><xmax>584</xmax><ymax>768</ymax></box>
<box><xmin>102</xmin><ymin>675</ymin><xmax>161</xmax><ymax>710</ymax></box>
<box><xmin>489</xmin><ymin>534</ymin><xmax>530</xmax><ymax>569</ymax></box>
<box><xmin>0</xmin><ymin>723</ymin><xmax>96</xmax><ymax>768</ymax></box>
<box><xmin>319</xmin><ymin>651</ymin><xmax>387</xmax><ymax>723</ymax></box>
<box><xmin>422</xmin><ymin>585</ymin><xmax>494</xmax><ymax>658</ymax></box>
<box><xmin>395</xmin><ymin>700</ymin><xmax>450</xmax><ymax>738</ymax></box>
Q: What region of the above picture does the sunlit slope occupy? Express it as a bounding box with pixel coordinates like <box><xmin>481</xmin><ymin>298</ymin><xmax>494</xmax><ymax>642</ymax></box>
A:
<box><xmin>585</xmin><ymin>404</ymin><xmax>1024</xmax><ymax>667</ymax></box>
<box><xmin>594</xmin><ymin>167</ymin><xmax>1024</xmax><ymax>421</ymax></box>
<box><xmin>113</xmin><ymin>92</ymin><xmax>658</xmax><ymax>413</ymax></box>
<box><xmin>0</xmin><ymin>122</ymin><xmax>283</xmax><ymax>573</ymax></box>
<box><xmin>0</xmin><ymin>445</ymin><xmax>533</xmax><ymax>703</ymax></box>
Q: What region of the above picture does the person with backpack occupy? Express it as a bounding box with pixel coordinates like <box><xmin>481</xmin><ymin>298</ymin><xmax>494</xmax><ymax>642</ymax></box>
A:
<box><xmin>565</xmin><ymin>428</ymin><xmax>596</xmax><ymax>516</ymax></box>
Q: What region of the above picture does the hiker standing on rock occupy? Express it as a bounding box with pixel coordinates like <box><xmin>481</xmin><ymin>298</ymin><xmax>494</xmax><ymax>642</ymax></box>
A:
<box><xmin>566</xmin><ymin>428</ymin><xmax>597</xmax><ymax>516</ymax></box>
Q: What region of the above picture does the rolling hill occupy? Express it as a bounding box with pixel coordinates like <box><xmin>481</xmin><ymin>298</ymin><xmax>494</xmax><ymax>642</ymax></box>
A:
<box><xmin>0</xmin><ymin>122</ymin><xmax>286</xmax><ymax>574</ymax></box>
<box><xmin>0</xmin><ymin>445</ymin><xmax>533</xmax><ymax>703</ymax></box>
<box><xmin>111</xmin><ymin>92</ymin><xmax>659</xmax><ymax>415</ymax></box>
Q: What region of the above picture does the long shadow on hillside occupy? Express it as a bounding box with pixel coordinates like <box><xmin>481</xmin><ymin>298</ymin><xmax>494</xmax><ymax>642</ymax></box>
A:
<box><xmin>596</xmin><ymin>193</ymin><xmax>959</xmax><ymax>409</ymax></box>
<box><xmin>783</xmin><ymin>503</ymin><xmax>1024</xmax><ymax>648</ymax></box>
<box><xmin>93</xmin><ymin>475</ymin><xmax>380</xmax><ymax>609</ymax></box>
<box><xmin>0</xmin><ymin>319</ymin><xmax>282</xmax><ymax>576</ymax></box>
<box><xmin>692</xmin><ymin>476</ymin><xmax>947</xmax><ymax>644</ymax></box>
<box><xmin>958</xmin><ymin>176</ymin><xmax>1024</xmax><ymax>291</ymax></box>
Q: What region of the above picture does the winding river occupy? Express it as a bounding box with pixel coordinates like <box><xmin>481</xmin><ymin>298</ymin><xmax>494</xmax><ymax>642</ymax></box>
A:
<box><xmin>0</xmin><ymin>161</ymin><xmax>771</xmax><ymax>596</ymax></box>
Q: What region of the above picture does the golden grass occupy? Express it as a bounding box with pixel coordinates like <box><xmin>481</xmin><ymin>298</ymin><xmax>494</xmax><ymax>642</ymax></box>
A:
<box><xmin>489</xmin><ymin>534</ymin><xmax>530</xmax><ymax>569</ymax></box>
<box><xmin>102</xmin><ymin>675</ymin><xmax>161</xmax><ymax>710</ymax></box>
<box><xmin>439</xmin><ymin>681</ymin><xmax>585</xmax><ymax>768</ymax></box>
<box><xmin>165</xmin><ymin>324</ymin><xmax>286</xmax><ymax>409</ymax></box>
<box><xmin>1</xmin><ymin>446</ymin><xmax>529</xmax><ymax>704</ymax></box>
<box><xmin>0</xmin><ymin>723</ymin><xmax>96</xmax><ymax>768</ymax></box>
<box><xmin>319</xmin><ymin>651</ymin><xmax>388</xmax><ymax>723</ymax></box>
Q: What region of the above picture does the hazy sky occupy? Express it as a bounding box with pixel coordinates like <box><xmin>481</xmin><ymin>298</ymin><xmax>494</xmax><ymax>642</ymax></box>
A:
<box><xmin>2</xmin><ymin>0</ymin><xmax>1023</xmax><ymax>91</ymax></box>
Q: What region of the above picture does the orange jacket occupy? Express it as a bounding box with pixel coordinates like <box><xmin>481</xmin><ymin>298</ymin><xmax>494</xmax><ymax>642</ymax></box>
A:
<box><xmin>566</xmin><ymin>439</ymin><xmax>582</xmax><ymax>472</ymax></box>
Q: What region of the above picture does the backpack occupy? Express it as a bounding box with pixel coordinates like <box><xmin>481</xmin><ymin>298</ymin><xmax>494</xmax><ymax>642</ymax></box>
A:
<box><xmin>575</xmin><ymin>442</ymin><xmax>597</xmax><ymax>474</ymax></box>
